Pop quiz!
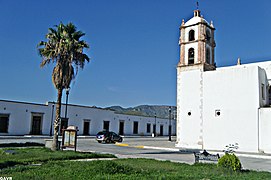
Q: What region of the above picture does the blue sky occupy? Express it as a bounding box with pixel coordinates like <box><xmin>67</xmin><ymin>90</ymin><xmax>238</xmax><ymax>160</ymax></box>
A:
<box><xmin>0</xmin><ymin>0</ymin><xmax>271</xmax><ymax>108</ymax></box>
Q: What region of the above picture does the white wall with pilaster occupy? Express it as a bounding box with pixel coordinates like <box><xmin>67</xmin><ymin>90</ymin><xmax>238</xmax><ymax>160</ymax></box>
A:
<box><xmin>259</xmin><ymin>108</ymin><xmax>271</xmax><ymax>153</ymax></box>
<box><xmin>176</xmin><ymin>69</ymin><xmax>202</xmax><ymax>149</ymax></box>
<box><xmin>176</xmin><ymin>63</ymin><xmax>271</xmax><ymax>153</ymax></box>
<box><xmin>202</xmin><ymin>65</ymin><xmax>262</xmax><ymax>152</ymax></box>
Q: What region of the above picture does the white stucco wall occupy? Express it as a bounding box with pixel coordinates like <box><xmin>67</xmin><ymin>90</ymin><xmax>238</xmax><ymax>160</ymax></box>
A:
<box><xmin>202</xmin><ymin>66</ymin><xmax>263</xmax><ymax>152</ymax></box>
<box><xmin>0</xmin><ymin>100</ymin><xmax>176</xmax><ymax>137</ymax></box>
<box><xmin>58</xmin><ymin>105</ymin><xmax>175</xmax><ymax>136</ymax></box>
<box><xmin>176</xmin><ymin>69</ymin><xmax>203</xmax><ymax>149</ymax></box>
<box><xmin>0</xmin><ymin>101</ymin><xmax>50</xmax><ymax>135</ymax></box>
<box><xmin>241</xmin><ymin>61</ymin><xmax>271</xmax><ymax>83</ymax></box>
<box><xmin>176</xmin><ymin>68</ymin><xmax>182</xmax><ymax>144</ymax></box>
<box><xmin>176</xmin><ymin>63</ymin><xmax>270</xmax><ymax>153</ymax></box>
<box><xmin>115</xmin><ymin>114</ymin><xmax>175</xmax><ymax>136</ymax></box>
<box><xmin>56</xmin><ymin>103</ymin><xmax>115</xmax><ymax>135</ymax></box>
<box><xmin>259</xmin><ymin>108</ymin><xmax>271</xmax><ymax>154</ymax></box>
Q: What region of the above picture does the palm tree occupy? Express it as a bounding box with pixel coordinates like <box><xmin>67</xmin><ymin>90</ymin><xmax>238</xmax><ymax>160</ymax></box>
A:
<box><xmin>38</xmin><ymin>22</ymin><xmax>90</xmax><ymax>151</ymax></box>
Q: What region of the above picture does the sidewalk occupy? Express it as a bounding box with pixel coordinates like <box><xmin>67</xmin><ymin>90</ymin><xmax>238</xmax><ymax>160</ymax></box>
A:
<box><xmin>119</xmin><ymin>136</ymin><xmax>271</xmax><ymax>159</ymax></box>
<box><xmin>115</xmin><ymin>137</ymin><xmax>271</xmax><ymax>172</ymax></box>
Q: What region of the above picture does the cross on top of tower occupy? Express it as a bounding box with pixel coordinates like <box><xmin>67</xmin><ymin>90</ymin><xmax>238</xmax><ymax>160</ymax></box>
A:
<box><xmin>194</xmin><ymin>1</ymin><xmax>201</xmax><ymax>17</ymax></box>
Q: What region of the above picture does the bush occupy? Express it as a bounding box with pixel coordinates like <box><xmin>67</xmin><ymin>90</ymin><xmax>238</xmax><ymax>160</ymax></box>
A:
<box><xmin>218</xmin><ymin>153</ymin><xmax>242</xmax><ymax>171</ymax></box>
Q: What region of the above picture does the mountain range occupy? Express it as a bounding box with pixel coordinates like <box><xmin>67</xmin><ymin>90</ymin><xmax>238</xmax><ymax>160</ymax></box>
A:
<box><xmin>105</xmin><ymin>105</ymin><xmax>177</xmax><ymax>119</ymax></box>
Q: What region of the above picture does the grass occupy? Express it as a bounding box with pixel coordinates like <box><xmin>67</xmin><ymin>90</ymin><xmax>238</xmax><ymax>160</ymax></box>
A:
<box><xmin>1</xmin><ymin>148</ymin><xmax>271</xmax><ymax>179</ymax></box>
<box><xmin>0</xmin><ymin>147</ymin><xmax>115</xmax><ymax>169</ymax></box>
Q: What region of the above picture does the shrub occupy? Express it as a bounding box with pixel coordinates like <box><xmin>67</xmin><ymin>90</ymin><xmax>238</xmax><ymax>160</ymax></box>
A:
<box><xmin>218</xmin><ymin>153</ymin><xmax>242</xmax><ymax>171</ymax></box>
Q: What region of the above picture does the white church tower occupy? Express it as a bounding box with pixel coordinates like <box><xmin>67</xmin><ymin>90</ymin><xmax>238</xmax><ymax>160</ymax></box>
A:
<box><xmin>176</xmin><ymin>8</ymin><xmax>216</xmax><ymax>149</ymax></box>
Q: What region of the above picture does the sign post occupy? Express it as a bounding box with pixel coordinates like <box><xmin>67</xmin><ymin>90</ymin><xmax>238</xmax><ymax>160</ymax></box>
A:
<box><xmin>61</xmin><ymin>126</ymin><xmax>78</xmax><ymax>151</ymax></box>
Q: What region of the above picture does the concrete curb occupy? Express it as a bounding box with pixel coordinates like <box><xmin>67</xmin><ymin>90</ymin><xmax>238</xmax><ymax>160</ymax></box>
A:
<box><xmin>142</xmin><ymin>146</ymin><xmax>180</xmax><ymax>152</ymax></box>
<box><xmin>71</xmin><ymin>158</ymin><xmax>117</xmax><ymax>161</ymax></box>
<box><xmin>115</xmin><ymin>142</ymin><xmax>271</xmax><ymax>160</ymax></box>
<box><xmin>115</xmin><ymin>142</ymin><xmax>183</xmax><ymax>152</ymax></box>
<box><xmin>208</xmin><ymin>150</ymin><xmax>271</xmax><ymax>160</ymax></box>
<box><xmin>115</xmin><ymin>143</ymin><xmax>129</xmax><ymax>147</ymax></box>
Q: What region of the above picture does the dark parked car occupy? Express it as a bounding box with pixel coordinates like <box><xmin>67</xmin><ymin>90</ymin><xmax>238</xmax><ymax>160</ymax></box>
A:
<box><xmin>96</xmin><ymin>131</ymin><xmax>123</xmax><ymax>143</ymax></box>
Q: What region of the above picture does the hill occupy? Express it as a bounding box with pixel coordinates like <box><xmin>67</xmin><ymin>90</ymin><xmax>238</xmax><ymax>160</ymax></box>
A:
<box><xmin>105</xmin><ymin>105</ymin><xmax>176</xmax><ymax>119</ymax></box>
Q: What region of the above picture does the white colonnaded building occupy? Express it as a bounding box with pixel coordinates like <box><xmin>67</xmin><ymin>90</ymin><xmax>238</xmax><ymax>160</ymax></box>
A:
<box><xmin>0</xmin><ymin>99</ymin><xmax>176</xmax><ymax>137</ymax></box>
<box><xmin>176</xmin><ymin>9</ymin><xmax>271</xmax><ymax>154</ymax></box>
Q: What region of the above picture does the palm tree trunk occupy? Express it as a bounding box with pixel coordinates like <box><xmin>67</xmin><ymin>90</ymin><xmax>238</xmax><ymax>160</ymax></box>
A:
<box><xmin>52</xmin><ymin>88</ymin><xmax>63</xmax><ymax>151</ymax></box>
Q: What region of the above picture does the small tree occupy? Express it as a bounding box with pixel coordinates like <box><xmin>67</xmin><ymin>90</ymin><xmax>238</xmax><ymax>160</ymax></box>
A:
<box><xmin>218</xmin><ymin>143</ymin><xmax>242</xmax><ymax>171</ymax></box>
<box><xmin>38</xmin><ymin>22</ymin><xmax>90</xmax><ymax>151</ymax></box>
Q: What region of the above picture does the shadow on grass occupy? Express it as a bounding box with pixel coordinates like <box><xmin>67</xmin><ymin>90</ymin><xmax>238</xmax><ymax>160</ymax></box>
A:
<box><xmin>0</xmin><ymin>161</ymin><xmax>25</xmax><ymax>169</ymax></box>
<box><xmin>0</xmin><ymin>142</ymin><xmax>44</xmax><ymax>148</ymax></box>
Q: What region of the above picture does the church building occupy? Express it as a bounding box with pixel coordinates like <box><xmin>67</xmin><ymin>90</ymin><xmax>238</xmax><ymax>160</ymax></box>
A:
<box><xmin>176</xmin><ymin>8</ymin><xmax>271</xmax><ymax>153</ymax></box>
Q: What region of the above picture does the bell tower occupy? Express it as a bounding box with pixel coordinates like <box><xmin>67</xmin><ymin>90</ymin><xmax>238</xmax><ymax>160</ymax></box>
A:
<box><xmin>178</xmin><ymin>9</ymin><xmax>216</xmax><ymax>71</ymax></box>
<box><xmin>176</xmin><ymin>8</ymin><xmax>216</xmax><ymax>149</ymax></box>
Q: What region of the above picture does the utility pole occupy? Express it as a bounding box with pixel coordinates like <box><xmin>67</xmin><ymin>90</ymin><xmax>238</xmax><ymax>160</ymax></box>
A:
<box><xmin>169</xmin><ymin>106</ymin><xmax>172</xmax><ymax>141</ymax></box>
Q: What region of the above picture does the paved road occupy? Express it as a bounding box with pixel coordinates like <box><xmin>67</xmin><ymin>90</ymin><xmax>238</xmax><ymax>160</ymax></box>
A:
<box><xmin>77</xmin><ymin>137</ymin><xmax>195</xmax><ymax>165</ymax></box>
<box><xmin>1</xmin><ymin>136</ymin><xmax>271</xmax><ymax>172</ymax></box>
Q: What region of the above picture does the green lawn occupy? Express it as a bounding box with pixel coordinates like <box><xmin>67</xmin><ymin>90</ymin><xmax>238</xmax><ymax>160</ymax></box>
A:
<box><xmin>0</xmin><ymin>147</ymin><xmax>115</xmax><ymax>169</ymax></box>
<box><xmin>1</xmin><ymin>148</ymin><xmax>271</xmax><ymax>179</ymax></box>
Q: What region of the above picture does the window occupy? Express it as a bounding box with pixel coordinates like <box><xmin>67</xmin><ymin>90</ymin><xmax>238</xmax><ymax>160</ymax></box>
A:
<box><xmin>206</xmin><ymin>48</ymin><xmax>210</xmax><ymax>64</ymax></box>
<box><xmin>103</xmin><ymin>121</ymin><xmax>110</xmax><ymax>131</ymax></box>
<box><xmin>189</xmin><ymin>30</ymin><xmax>195</xmax><ymax>41</ymax></box>
<box><xmin>0</xmin><ymin>114</ymin><xmax>9</xmax><ymax>133</ymax></box>
<box><xmin>215</xmin><ymin>110</ymin><xmax>221</xmax><ymax>117</ymax></box>
<box><xmin>188</xmin><ymin>48</ymin><xmax>195</xmax><ymax>64</ymax></box>
<box><xmin>146</xmin><ymin>123</ymin><xmax>151</xmax><ymax>133</ymax></box>
<box><xmin>133</xmin><ymin>121</ymin><xmax>138</xmax><ymax>134</ymax></box>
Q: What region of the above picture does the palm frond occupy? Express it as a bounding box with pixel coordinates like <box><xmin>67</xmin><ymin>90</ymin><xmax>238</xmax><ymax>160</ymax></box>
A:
<box><xmin>38</xmin><ymin>22</ymin><xmax>90</xmax><ymax>89</ymax></box>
